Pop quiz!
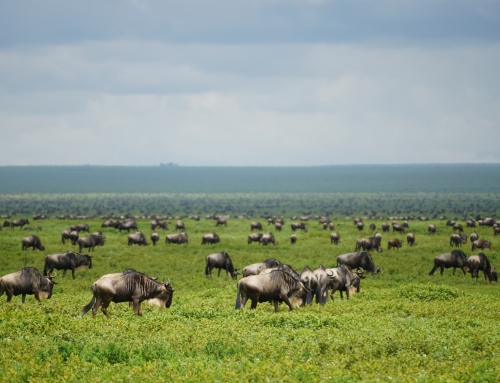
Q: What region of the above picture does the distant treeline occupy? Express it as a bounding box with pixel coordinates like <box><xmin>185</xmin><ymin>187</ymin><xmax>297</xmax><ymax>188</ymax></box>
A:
<box><xmin>0</xmin><ymin>164</ymin><xmax>499</xmax><ymax>193</ymax></box>
<box><xmin>1</xmin><ymin>193</ymin><xmax>499</xmax><ymax>217</ymax></box>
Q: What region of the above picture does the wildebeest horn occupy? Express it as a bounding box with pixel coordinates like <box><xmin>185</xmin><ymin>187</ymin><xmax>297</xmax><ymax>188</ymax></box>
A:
<box><xmin>50</xmin><ymin>271</ymin><xmax>57</xmax><ymax>278</ymax></box>
<box><xmin>152</xmin><ymin>273</ymin><xmax>159</xmax><ymax>280</ymax></box>
<box><xmin>326</xmin><ymin>269</ymin><xmax>334</xmax><ymax>276</ymax></box>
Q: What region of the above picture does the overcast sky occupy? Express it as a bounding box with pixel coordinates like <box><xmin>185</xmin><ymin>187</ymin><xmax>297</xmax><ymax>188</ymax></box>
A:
<box><xmin>1</xmin><ymin>0</ymin><xmax>499</xmax><ymax>166</ymax></box>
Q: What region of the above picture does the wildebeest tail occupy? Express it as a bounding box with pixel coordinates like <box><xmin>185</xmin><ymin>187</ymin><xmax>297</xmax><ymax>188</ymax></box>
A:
<box><xmin>205</xmin><ymin>261</ymin><xmax>210</xmax><ymax>276</ymax></box>
<box><xmin>235</xmin><ymin>282</ymin><xmax>242</xmax><ymax>309</ymax></box>
<box><xmin>81</xmin><ymin>287</ymin><xmax>96</xmax><ymax>316</ymax></box>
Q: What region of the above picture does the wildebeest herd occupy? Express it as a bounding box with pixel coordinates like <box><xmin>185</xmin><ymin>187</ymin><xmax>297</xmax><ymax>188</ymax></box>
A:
<box><xmin>0</xmin><ymin>214</ymin><xmax>498</xmax><ymax>317</ymax></box>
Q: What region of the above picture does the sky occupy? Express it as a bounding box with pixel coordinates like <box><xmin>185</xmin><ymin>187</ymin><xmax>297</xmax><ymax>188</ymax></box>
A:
<box><xmin>0</xmin><ymin>0</ymin><xmax>499</xmax><ymax>166</ymax></box>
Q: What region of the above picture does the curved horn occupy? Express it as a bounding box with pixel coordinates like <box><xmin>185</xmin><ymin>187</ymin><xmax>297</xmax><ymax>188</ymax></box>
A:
<box><xmin>50</xmin><ymin>271</ymin><xmax>58</xmax><ymax>278</ymax></box>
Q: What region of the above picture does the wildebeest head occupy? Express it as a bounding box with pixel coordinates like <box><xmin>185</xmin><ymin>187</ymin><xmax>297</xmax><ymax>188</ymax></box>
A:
<box><xmin>148</xmin><ymin>279</ymin><xmax>175</xmax><ymax>308</ymax></box>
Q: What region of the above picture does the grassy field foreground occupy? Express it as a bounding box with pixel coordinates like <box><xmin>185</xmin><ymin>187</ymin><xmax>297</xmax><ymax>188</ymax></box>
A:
<box><xmin>0</xmin><ymin>217</ymin><xmax>499</xmax><ymax>382</ymax></box>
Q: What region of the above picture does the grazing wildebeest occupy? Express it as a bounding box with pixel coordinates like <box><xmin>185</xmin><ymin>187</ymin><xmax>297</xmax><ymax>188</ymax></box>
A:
<box><xmin>175</xmin><ymin>220</ymin><xmax>185</xmax><ymax>231</ymax></box>
<box><xmin>466</xmin><ymin>219</ymin><xmax>476</xmax><ymax>228</ymax></box>
<box><xmin>407</xmin><ymin>233</ymin><xmax>416</xmax><ymax>246</ymax></box>
<box><xmin>2</xmin><ymin>220</ymin><xmax>11</xmax><ymax>228</ymax></box>
<box><xmin>21</xmin><ymin>235</ymin><xmax>45</xmax><ymax>251</ymax></box>
<box><xmin>449</xmin><ymin>233</ymin><xmax>467</xmax><ymax>247</ymax></box>
<box><xmin>392</xmin><ymin>224</ymin><xmax>405</xmax><ymax>233</ymax></box>
<box><xmin>290</xmin><ymin>234</ymin><xmax>297</xmax><ymax>244</ymax></box>
<box><xmin>150</xmin><ymin>232</ymin><xmax>159</xmax><ymax>246</ymax></box>
<box><xmin>70</xmin><ymin>223</ymin><xmax>89</xmax><ymax>233</ymax></box>
<box><xmin>494</xmin><ymin>227</ymin><xmax>500</xmax><ymax>236</ymax></box>
<box><xmin>205</xmin><ymin>252</ymin><xmax>239</xmax><ymax>279</ymax></box>
<box><xmin>128</xmin><ymin>231</ymin><xmax>149</xmax><ymax>246</ymax></box>
<box><xmin>313</xmin><ymin>265</ymin><xmax>329</xmax><ymax>304</ymax></box>
<box><xmin>429</xmin><ymin>250</ymin><xmax>469</xmax><ymax>276</ymax></box>
<box><xmin>247</xmin><ymin>233</ymin><xmax>263</xmax><ymax>244</ymax></box>
<box><xmin>61</xmin><ymin>229</ymin><xmax>79</xmax><ymax>245</ymax></box>
<box><xmin>453</xmin><ymin>223</ymin><xmax>463</xmax><ymax>233</ymax></box>
<box><xmin>118</xmin><ymin>221</ymin><xmax>138</xmax><ymax>233</ymax></box>
<box><xmin>81</xmin><ymin>269</ymin><xmax>174</xmax><ymax>318</ymax></box>
<box><xmin>44</xmin><ymin>251</ymin><xmax>92</xmax><ymax>279</ymax></box>
<box><xmin>469</xmin><ymin>231</ymin><xmax>479</xmax><ymax>242</ymax></box>
<box><xmin>388</xmin><ymin>239</ymin><xmax>403</xmax><ymax>250</ymax></box>
<box><xmin>215</xmin><ymin>217</ymin><xmax>227</xmax><ymax>227</ymax></box>
<box><xmin>291</xmin><ymin>222</ymin><xmax>307</xmax><ymax>232</ymax></box>
<box><xmin>402</xmin><ymin>220</ymin><xmax>409</xmax><ymax>228</ymax></box>
<box><xmin>446</xmin><ymin>220</ymin><xmax>456</xmax><ymax>227</ymax></box>
<box><xmin>356</xmin><ymin>222</ymin><xmax>364</xmax><ymax>231</ymax></box>
<box><xmin>336</xmin><ymin>252</ymin><xmax>380</xmax><ymax>274</ymax></box>
<box><xmin>267</xmin><ymin>217</ymin><xmax>276</xmax><ymax>225</ymax></box>
<box><xmin>468</xmin><ymin>253</ymin><xmax>497</xmax><ymax>283</ymax></box>
<box><xmin>0</xmin><ymin>267</ymin><xmax>57</xmax><ymax>303</ymax></box>
<box><xmin>78</xmin><ymin>234</ymin><xmax>106</xmax><ymax>252</ymax></box>
<box><xmin>260</xmin><ymin>232</ymin><xmax>277</xmax><ymax>246</ymax></box>
<box><xmin>201</xmin><ymin>232</ymin><xmax>220</xmax><ymax>245</ymax></box>
<box><xmin>275</xmin><ymin>222</ymin><xmax>283</xmax><ymax>231</ymax></box>
<box><xmin>326</xmin><ymin>265</ymin><xmax>365</xmax><ymax>300</ymax></box>
<box><xmin>250</xmin><ymin>221</ymin><xmax>263</xmax><ymax>231</ymax></box>
<box><xmin>369</xmin><ymin>223</ymin><xmax>376</xmax><ymax>231</ymax></box>
<box><xmin>165</xmin><ymin>232</ymin><xmax>188</xmax><ymax>244</ymax></box>
<box><xmin>242</xmin><ymin>258</ymin><xmax>281</xmax><ymax>277</ymax></box>
<box><xmin>374</xmin><ymin>232</ymin><xmax>382</xmax><ymax>246</ymax></box>
<box><xmin>102</xmin><ymin>220</ymin><xmax>119</xmax><ymax>228</ymax></box>
<box><xmin>355</xmin><ymin>237</ymin><xmax>382</xmax><ymax>253</ymax></box>
<box><xmin>382</xmin><ymin>222</ymin><xmax>390</xmax><ymax>232</ymax></box>
<box><xmin>12</xmin><ymin>219</ymin><xmax>30</xmax><ymax>229</ymax></box>
<box><xmin>300</xmin><ymin>266</ymin><xmax>317</xmax><ymax>305</ymax></box>
<box><xmin>235</xmin><ymin>266</ymin><xmax>310</xmax><ymax>312</ymax></box>
<box><xmin>472</xmin><ymin>239</ymin><xmax>492</xmax><ymax>251</ymax></box>
<box><xmin>330</xmin><ymin>232</ymin><xmax>340</xmax><ymax>245</ymax></box>
<box><xmin>151</xmin><ymin>220</ymin><xmax>168</xmax><ymax>231</ymax></box>
<box><xmin>428</xmin><ymin>224</ymin><xmax>437</xmax><ymax>234</ymax></box>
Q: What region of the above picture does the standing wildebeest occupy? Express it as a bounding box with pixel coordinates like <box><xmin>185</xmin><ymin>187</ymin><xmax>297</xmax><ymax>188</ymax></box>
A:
<box><xmin>260</xmin><ymin>232</ymin><xmax>276</xmax><ymax>246</ymax></box>
<box><xmin>388</xmin><ymin>239</ymin><xmax>403</xmax><ymax>250</ymax></box>
<box><xmin>326</xmin><ymin>265</ymin><xmax>365</xmax><ymax>300</ymax></box>
<box><xmin>81</xmin><ymin>269</ymin><xmax>174</xmax><ymax>318</ymax></box>
<box><xmin>313</xmin><ymin>265</ymin><xmax>329</xmax><ymax>304</ymax></box>
<box><xmin>453</xmin><ymin>223</ymin><xmax>463</xmax><ymax>232</ymax></box>
<box><xmin>205</xmin><ymin>252</ymin><xmax>239</xmax><ymax>279</ymax></box>
<box><xmin>382</xmin><ymin>222</ymin><xmax>390</xmax><ymax>232</ymax></box>
<box><xmin>392</xmin><ymin>224</ymin><xmax>405</xmax><ymax>233</ymax></box>
<box><xmin>369</xmin><ymin>223</ymin><xmax>376</xmax><ymax>231</ymax></box>
<box><xmin>275</xmin><ymin>222</ymin><xmax>282</xmax><ymax>231</ymax></box>
<box><xmin>337</xmin><ymin>252</ymin><xmax>380</xmax><ymax>274</ymax></box>
<box><xmin>128</xmin><ymin>231</ymin><xmax>149</xmax><ymax>246</ymax></box>
<box><xmin>151</xmin><ymin>220</ymin><xmax>168</xmax><ymax>231</ymax></box>
<box><xmin>472</xmin><ymin>239</ymin><xmax>492</xmax><ymax>251</ymax></box>
<box><xmin>0</xmin><ymin>267</ymin><xmax>57</xmax><ymax>303</ymax></box>
<box><xmin>61</xmin><ymin>229</ymin><xmax>79</xmax><ymax>245</ymax></box>
<box><xmin>165</xmin><ymin>232</ymin><xmax>188</xmax><ymax>244</ymax></box>
<box><xmin>2</xmin><ymin>220</ymin><xmax>11</xmax><ymax>228</ymax></box>
<box><xmin>355</xmin><ymin>237</ymin><xmax>382</xmax><ymax>253</ymax></box>
<box><xmin>247</xmin><ymin>233</ymin><xmax>263</xmax><ymax>244</ymax></box>
<box><xmin>22</xmin><ymin>235</ymin><xmax>45</xmax><ymax>251</ymax></box>
<box><xmin>428</xmin><ymin>224</ymin><xmax>437</xmax><ymax>234</ymax></box>
<box><xmin>44</xmin><ymin>251</ymin><xmax>92</xmax><ymax>279</ymax></box>
<box><xmin>450</xmin><ymin>233</ymin><xmax>467</xmax><ymax>247</ymax></box>
<box><xmin>78</xmin><ymin>234</ymin><xmax>106</xmax><ymax>252</ymax></box>
<box><xmin>494</xmin><ymin>227</ymin><xmax>500</xmax><ymax>236</ymax></box>
<box><xmin>11</xmin><ymin>219</ymin><xmax>30</xmax><ymax>229</ymax></box>
<box><xmin>468</xmin><ymin>253</ymin><xmax>497</xmax><ymax>283</ymax></box>
<box><xmin>118</xmin><ymin>221</ymin><xmax>138</xmax><ymax>233</ymax></box>
<box><xmin>242</xmin><ymin>258</ymin><xmax>281</xmax><ymax>277</ymax></box>
<box><xmin>235</xmin><ymin>267</ymin><xmax>310</xmax><ymax>312</ymax></box>
<box><xmin>70</xmin><ymin>223</ymin><xmax>90</xmax><ymax>233</ymax></box>
<box><xmin>466</xmin><ymin>219</ymin><xmax>476</xmax><ymax>228</ymax></box>
<box><xmin>291</xmin><ymin>222</ymin><xmax>307</xmax><ymax>232</ymax></box>
<box><xmin>330</xmin><ymin>232</ymin><xmax>340</xmax><ymax>245</ymax></box>
<box><xmin>356</xmin><ymin>222</ymin><xmax>364</xmax><ymax>231</ymax></box>
<box><xmin>290</xmin><ymin>234</ymin><xmax>297</xmax><ymax>244</ymax></box>
<box><xmin>215</xmin><ymin>217</ymin><xmax>227</xmax><ymax>227</ymax></box>
<box><xmin>300</xmin><ymin>266</ymin><xmax>317</xmax><ymax>305</ymax></box>
<box><xmin>102</xmin><ymin>220</ymin><xmax>119</xmax><ymax>228</ymax></box>
<box><xmin>469</xmin><ymin>231</ymin><xmax>479</xmax><ymax>242</ymax></box>
<box><xmin>201</xmin><ymin>232</ymin><xmax>220</xmax><ymax>245</ymax></box>
<box><xmin>188</xmin><ymin>215</ymin><xmax>200</xmax><ymax>221</ymax></box>
<box><xmin>175</xmin><ymin>220</ymin><xmax>185</xmax><ymax>231</ymax></box>
<box><xmin>407</xmin><ymin>233</ymin><xmax>416</xmax><ymax>247</ymax></box>
<box><xmin>429</xmin><ymin>250</ymin><xmax>469</xmax><ymax>276</ymax></box>
<box><xmin>150</xmin><ymin>232</ymin><xmax>159</xmax><ymax>246</ymax></box>
<box><xmin>250</xmin><ymin>221</ymin><xmax>263</xmax><ymax>231</ymax></box>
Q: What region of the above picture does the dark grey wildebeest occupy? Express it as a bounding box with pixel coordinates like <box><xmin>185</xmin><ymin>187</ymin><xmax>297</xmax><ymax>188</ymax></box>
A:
<box><xmin>205</xmin><ymin>252</ymin><xmax>239</xmax><ymax>279</ymax></box>
<box><xmin>44</xmin><ymin>251</ymin><xmax>92</xmax><ymax>279</ymax></box>
<box><xmin>0</xmin><ymin>267</ymin><xmax>57</xmax><ymax>303</ymax></box>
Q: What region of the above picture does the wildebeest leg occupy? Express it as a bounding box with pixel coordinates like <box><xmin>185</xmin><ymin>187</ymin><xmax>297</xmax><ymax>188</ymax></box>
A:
<box><xmin>22</xmin><ymin>294</ymin><xmax>28</xmax><ymax>303</ymax></box>
<box><xmin>282</xmin><ymin>296</ymin><xmax>294</xmax><ymax>311</ymax></box>
<box><xmin>100</xmin><ymin>300</ymin><xmax>111</xmax><ymax>318</ymax></box>
<box><xmin>274</xmin><ymin>301</ymin><xmax>280</xmax><ymax>312</ymax></box>
<box><xmin>250</xmin><ymin>299</ymin><xmax>258</xmax><ymax>310</ymax></box>
<box><xmin>132</xmin><ymin>299</ymin><xmax>142</xmax><ymax>316</ymax></box>
<box><xmin>72</xmin><ymin>268</ymin><xmax>76</xmax><ymax>280</ymax></box>
<box><xmin>340</xmin><ymin>290</ymin><xmax>344</xmax><ymax>300</ymax></box>
<box><xmin>92</xmin><ymin>297</ymin><xmax>103</xmax><ymax>318</ymax></box>
<box><xmin>440</xmin><ymin>266</ymin><xmax>444</xmax><ymax>276</ymax></box>
<box><xmin>6</xmin><ymin>291</ymin><xmax>13</xmax><ymax>302</ymax></box>
<box><xmin>217</xmin><ymin>268</ymin><xmax>221</xmax><ymax>277</ymax></box>
<box><xmin>62</xmin><ymin>269</ymin><xmax>67</xmax><ymax>278</ymax></box>
<box><xmin>453</xmin><ymin>267</ymin><xmax>456</xmax><ymax>275</ymax></box>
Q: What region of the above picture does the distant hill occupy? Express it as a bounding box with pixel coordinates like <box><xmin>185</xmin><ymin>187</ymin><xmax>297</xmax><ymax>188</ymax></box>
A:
<box><xmin>0</xmin><ymin>164</ymin><xmax>499</xmax><ymax>194</ymax></box>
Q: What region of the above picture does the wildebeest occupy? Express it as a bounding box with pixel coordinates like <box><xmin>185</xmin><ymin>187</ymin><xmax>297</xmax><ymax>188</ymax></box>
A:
<box><xmin>165</xmin><ymin>232</ymin><xmax>188</xmax><ymax>244</ymax></box>
<box><xmin>369</xmin><ymin>223</ymin><xmax>376</xmax><ymax>231</ymax></box>
<box><xmin>392</xmin><ymin>224</ymin><xmax>405</xmax><ymax>233</ymax></box>
<box><xmin>468</xmin><ymin>253</ymin><xmax>497</xmax><ymax>283</ymax></box>
<box><xmin>449</xmin><ymin>233</ymin><xmax>467</xmax><ymax>247</ymax></box>
<box><xmin>313</xmin><ymin>265</ymin><xmax>329</xmax><ymax>304</ymax></box>
<box><xmin>429</xmin><ymin>250</ymin><xmax>469</xmax><ymax>276</ymax></box>
<box><xmin>151</xmin><ymin>220</ymin><xmax>168</xmax><ymax>231</ymax></box>
<box><xmin>2</xmin><ymin>220</ymin><xmax>11</xmax><ymax>228</ymax></box>
<box><xmin>0</xmin><ymin>267</ymin><xmax>57</xmax><ymax>303</ymax></box>
<box><xmin>242</xmin><ymin>258</ymin><xmax>281</xmax><ymax>277</ymax></box>
<box><xmin>275</xmin><ymin>222</ymin><xmax>283</xmax><ymax>231</ymax></box>
<box><xmin>472</xmin><ymin>239</ymin><xmax>492</xmax><ymax>251</ymax></box>
<box><xmin>188</xmin><ymin>215</ymin><xmax>200</xmax><ymax>221</ymax></box>
<box><xmin>428</xmin><ymin>224</ymin><xmax>437</xmax><ymax>234</ymax></box>
<box><xmin>260</xmin><ymin>232</ymin><xmax>276</xmax><ymax>246</ymax></box>
<box><xmin>12</xmin><ymin>219</ymin><xmax>30</xmax><ymax>229</ymax></box>
<box><xmin>300</xmin><ymin>266</ymin><xmax>317</xmax><ymax>305</ymax></box>
<box><xmin>102</xmin><ymin>220</ymin><xmax>119</xmax><ymax>228</ymax></box>
<box><xmin>215</xmin><ymin>217</ymin><xmax>227</xmax><ymax>227</ymax></box>
<box><xmin>330</xmin><ymin>232</ymin><xmax>340</xmax><ymax>245</ymax></box>
<box><xmin>118</xmin><ymin>221</ymin><xmax>138</xmax><ymax>233</ymax></box>
<box><xmin>356</xmin><ymin>222</ymin><xmax>364</xmax><ymax>231</ymax></box>
<box><xmin>81</xmin><ymin>269</ymin><xmax>174</xmax><ymax>318</ymax></box>
<box><xmin>494</xmin><ymin>227</ymin><xmax>500</xmax><ymax>236</ymax></box>
<box><xmin>291</xmin><ymin>222</ymin><xmax>307</xmax><ymax>232</ymax></box>
<box><xmin>382</xmin><ymin>222</ymin><xmax>390</xmax><ymax>232</ymax></box>
<box><xmin>466</xmin><ymin>219</ymin><xmax>476</xmax><ymax>228</ymax></box>
<box><xmin>388</xmin><ymin>239</ymin><xmax>403</xmax><ymax>250</ymax></box>
<box><xmin>290</xmin><ymin>234</ymin><xmax>297</xmax><ymax>244</ymax></box>
<box><xmin>205</xmin><ymin>252</ymin><xmax>239</xmax><ymax>279</ymax></box>
<box><xmin>355</xmin><ymin>237</ymin><xmax>382</xmax><ymax>253</ymax></box>
<box><xmin>128</xmin><ymin>231</ymin><xmax>149</xmax><ymax>246</ymax></box>
<box><xmin>337</xmin><ymin>252</ymin><xmax>380</xmax><ymax>274</ymax></box>
<box><xmin>452</xmin><ymin>223</ymin><xmax>463</xmax><ymax>233</ymax></box>
<box><xmin>201</xmin><ymin>232</ymin><xmax>220</xmax><ymax>245</ymax></box>
<box><xmin>469</xmin><ymin>231</ymin><xmax>479</xmax><ymax>242</ymax></box>
<box><xmin>175</xmin><ymin>220</ymin><xmax>185</xmax><ymax>231</ymax></box>
<box><xmin>43</xmin><ymin>251</ymin><xmax>92</xmax><ymax>279</ymax></box>
<box><xmin>61</xmin><ymin>229</ymin><xmax>79</xmax><ymax>245</ymax></box>
<box><xmin>235</xmin><ymin>266</ymin><xmax>310</xmax><ymax>312</ymax></box>
<box><xmin>150</xmin><ymin>232</ymin><xmax>159</xmax><ymax>246</ymax></box>
<box><xmin>326</xmin><ymin>265</ymin><xmax>365</xmax><ymax>300</ymax></box>
<box><xmin>250</xmin><ymin>221</ymin><xmax>263</xmax><ymax>231</ymax></box>
<box><xmin>22</xmin><ymin>235</ymin><xmax>45</xmax><ymax>251</ymax></box>
<box><xmin>78</xmin><ymin>234</ymin><xmax>106</xmax><ymax>252</ymax></box>
<box><xmin>405</xmin><ymin>233</ymin><xmax>415</xmax><ymax>246</ymax></box>
<box><xmin>247</xmin><ymin>233</ymin><xmax>263</xmax><ymax>244</ymax></box>
<box><xmin>70</xmin><ymin>223</ymin><xmax>89</xmax><ymax>233</ymax></box>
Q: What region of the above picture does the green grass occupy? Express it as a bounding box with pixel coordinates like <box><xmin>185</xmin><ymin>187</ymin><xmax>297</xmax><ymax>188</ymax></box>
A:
<box><xmin>0</xmin><ymin>215</ymin><xmax>499</xmax><ymax>382</ymax></box>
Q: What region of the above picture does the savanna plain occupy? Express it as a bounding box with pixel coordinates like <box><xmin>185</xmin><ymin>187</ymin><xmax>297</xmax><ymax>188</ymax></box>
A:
<box><xmin>1</xmin><ymin>212</ymin><xmax>499</xmax><ymax>382</ymax></box>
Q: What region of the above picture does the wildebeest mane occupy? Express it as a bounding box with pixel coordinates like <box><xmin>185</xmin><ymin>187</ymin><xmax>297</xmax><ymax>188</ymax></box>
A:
<box><xmin>478</xmin><ymin>252</ymin><xmax>492</xmax><ymax>274</ymax></box>
<box><xmin>263</xmin><ymin>258</ymin><xmax>280</xmax><ymax>268</ymax></box>
<box><xmin>451</xmin><ymin>249</ymin><xmax>467</xmax><ymax>263</ymax></box>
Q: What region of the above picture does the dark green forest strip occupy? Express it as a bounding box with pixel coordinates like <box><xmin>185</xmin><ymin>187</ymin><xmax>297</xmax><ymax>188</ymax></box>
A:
<box><xmin>1</xmin><ymin>164</ymin><xmax>500</xmax><ymax>193</ymax></box>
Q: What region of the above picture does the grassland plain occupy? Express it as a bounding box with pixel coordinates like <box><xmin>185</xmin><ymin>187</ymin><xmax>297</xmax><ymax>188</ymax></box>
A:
<box><xmin>0</xmin><ymin>217</ymin><xmax>499</xmax><ymax>382</ymax></box>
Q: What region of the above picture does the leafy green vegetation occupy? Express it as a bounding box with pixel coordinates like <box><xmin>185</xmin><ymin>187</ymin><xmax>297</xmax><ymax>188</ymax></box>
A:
<box><xmin>0</xmin><ymin>215</ymin><xmax>499</xmax><ymax>382</ymax></box>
